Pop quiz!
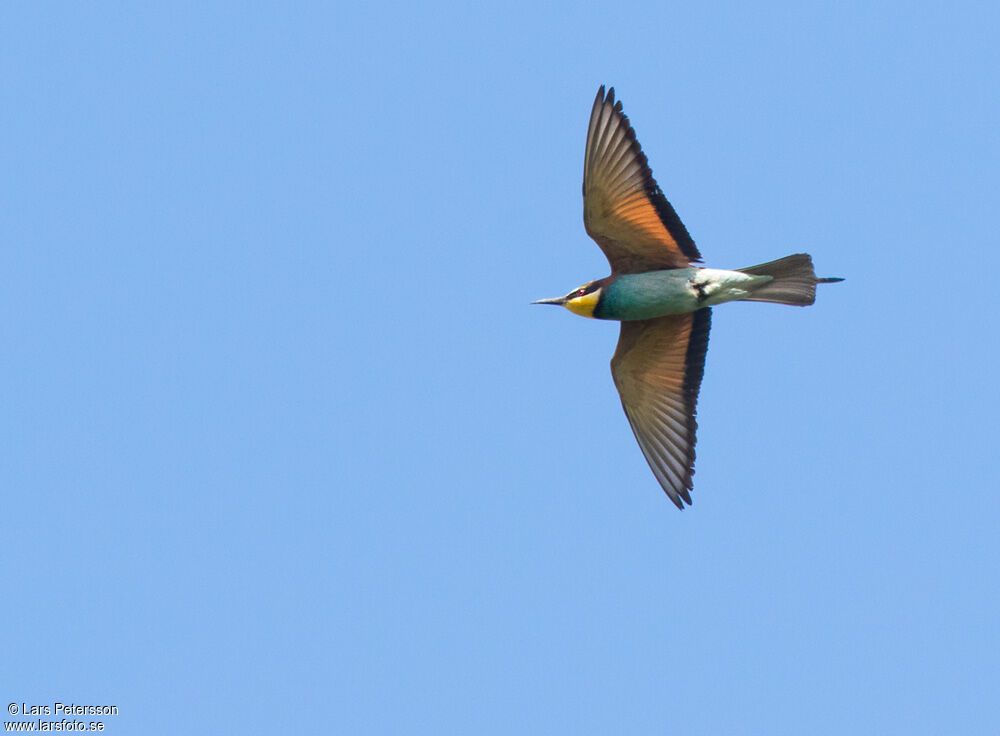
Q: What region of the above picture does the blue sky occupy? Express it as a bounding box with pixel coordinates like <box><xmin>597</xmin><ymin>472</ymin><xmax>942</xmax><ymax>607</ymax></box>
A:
<box><xmin>3</xmin><ymin>2</ymin><xmax>999</xmax><ymax>733</ymax></box>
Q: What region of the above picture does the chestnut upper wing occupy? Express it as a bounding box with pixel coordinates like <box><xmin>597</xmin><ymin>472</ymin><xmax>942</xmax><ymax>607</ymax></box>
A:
<box><xmin>583</xmin><ymin>86</ymin><xmax>701</xmax><ymax>274</ymax></box>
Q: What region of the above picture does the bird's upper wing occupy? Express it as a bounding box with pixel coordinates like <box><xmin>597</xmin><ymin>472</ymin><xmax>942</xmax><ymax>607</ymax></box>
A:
<box><xmin>610</xmin><ymin>309</ymin><xmax>711</xmax><ymax>508</ymax></box>
<box><xmin>583</xmin><ymin>86</ymin><xmax>701</xmax><ymax>274</ymax></box>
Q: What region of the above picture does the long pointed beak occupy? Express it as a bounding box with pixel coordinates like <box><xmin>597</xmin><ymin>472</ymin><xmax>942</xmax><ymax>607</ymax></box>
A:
<box><xmin>531</xmin><ymin>296</ymin><xmax>566</xmax><ymax>306</ymax></box>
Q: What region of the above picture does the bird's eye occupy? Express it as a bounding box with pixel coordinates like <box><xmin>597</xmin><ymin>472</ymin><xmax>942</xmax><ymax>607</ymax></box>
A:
<box><xmin>576</xmin><ymin>289</ymin><xmax>586</xmax><ymax>296</ymax></box>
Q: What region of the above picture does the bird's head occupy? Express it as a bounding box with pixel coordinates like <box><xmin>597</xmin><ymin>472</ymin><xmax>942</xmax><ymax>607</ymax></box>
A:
<box><xmin>532</xmin><ymin>279</ymin><xmax>606</xmax><ymax>318</ymax></box>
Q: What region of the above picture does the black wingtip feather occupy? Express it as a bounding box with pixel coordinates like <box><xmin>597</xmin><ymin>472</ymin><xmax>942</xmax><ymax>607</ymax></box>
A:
<box><xmin>679</xmin><ymin>307</ymin><xmax>712</xmax><ymax>505</ymax></box>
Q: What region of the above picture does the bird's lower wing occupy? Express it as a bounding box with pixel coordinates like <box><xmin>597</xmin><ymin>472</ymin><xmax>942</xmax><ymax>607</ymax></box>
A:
<box><xmin>610</xmin><ymin>309</ymin><xmax>711</xmax><ymax>508</ymax></box>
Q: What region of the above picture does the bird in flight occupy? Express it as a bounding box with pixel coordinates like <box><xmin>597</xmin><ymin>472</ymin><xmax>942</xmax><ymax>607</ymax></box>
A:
<box><xmin>533</xmin><ymin>86</ymin><xmax>842</xmax><ymax>509</ymax></box>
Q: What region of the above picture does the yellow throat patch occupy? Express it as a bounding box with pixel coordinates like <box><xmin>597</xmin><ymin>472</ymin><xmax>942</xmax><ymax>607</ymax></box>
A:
<box><xmin>563</xmin><ymin>288</ymin><xmax>601</xmax><ymax>318</ymax></box>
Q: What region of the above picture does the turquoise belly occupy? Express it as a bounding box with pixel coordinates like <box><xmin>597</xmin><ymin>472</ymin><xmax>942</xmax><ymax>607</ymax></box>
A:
<box><xmin>596</xmin><ymin>269</ymin><xmax>701</xmax><ymax>321</ymax></box>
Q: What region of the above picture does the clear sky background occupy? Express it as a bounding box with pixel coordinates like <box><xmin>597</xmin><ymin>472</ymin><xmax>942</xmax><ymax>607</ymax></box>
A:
<box><xmin>3</xmin><ymin>2</ymin><xmax>999</xmax><ymax>734</ymax></box>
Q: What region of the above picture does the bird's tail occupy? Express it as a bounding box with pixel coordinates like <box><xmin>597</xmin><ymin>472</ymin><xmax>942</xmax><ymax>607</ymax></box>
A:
<box><xmin>736</xmin><ymin>253</ymin><xmax>843</xmax><ymax>306</ymax></box>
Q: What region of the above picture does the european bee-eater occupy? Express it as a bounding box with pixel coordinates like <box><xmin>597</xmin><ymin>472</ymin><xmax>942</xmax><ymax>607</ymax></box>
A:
<box><xmin>534</xmin><ymin>86</ymin><xmax>842</xmax><ymax>509</ymax></box>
